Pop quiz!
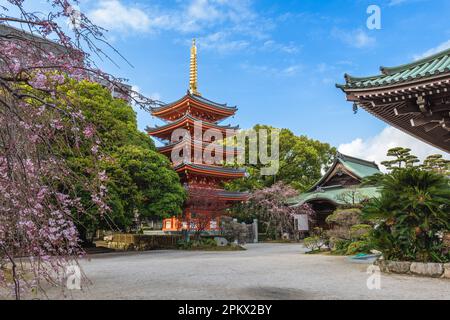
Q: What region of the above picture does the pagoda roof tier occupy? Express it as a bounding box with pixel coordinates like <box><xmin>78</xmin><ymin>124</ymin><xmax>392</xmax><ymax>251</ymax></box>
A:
<box><xmin>218</xmin><ymin>190</ymin><xmax>249</xmax><ymax>201</ymax></box>
<box><xmin>147</xmin><ymin>114</ymin><xmax>239</xmax><ymax>140</ymax></box>
<box><xmin>151</xmin><ymin>93</ymin><xmax>237</xmax><ymax>122</ymax></box>
<box><xmin>174</xmin><ymin>163</ymin><xmax>246</xmax><ymax>179</ymax></box>
<box><xmin>337</xmin><ymin>48</ymin><xmax>450</xmax><ymax>152</ymax></box>
<box><xmin>158</xmin><ymin>140</ymin><xmax>242</xmax><ymax>156</ymax></box>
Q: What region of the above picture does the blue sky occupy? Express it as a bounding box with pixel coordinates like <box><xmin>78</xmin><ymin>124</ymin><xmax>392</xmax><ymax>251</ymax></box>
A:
<box><xmin>25</xmin><ymin>0</ymin><xmax>450</xmax><ymax>163</ymax></box>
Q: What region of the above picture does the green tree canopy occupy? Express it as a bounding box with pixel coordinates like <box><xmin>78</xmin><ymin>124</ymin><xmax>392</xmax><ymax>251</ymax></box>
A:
<box><xmin>225</xmin><ymin>125</ymin><xmax>336</xmax><ymax>192</ymax></box>
<box><xmin>381</xmin><ymin>147</ymin><xmax>420</xmax><ymax>170</ymax></box>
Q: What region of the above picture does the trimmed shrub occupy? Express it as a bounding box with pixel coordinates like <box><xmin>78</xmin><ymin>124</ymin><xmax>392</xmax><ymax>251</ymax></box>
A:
<box><xmin>350</xmin><ymin>224</ymin><xmax>372</xmax><ymax>240</ymax></box>
<box><xmin>346</xmin><ymin>241</ymin><xmax>373</xmax><ymax>255</ymax></box>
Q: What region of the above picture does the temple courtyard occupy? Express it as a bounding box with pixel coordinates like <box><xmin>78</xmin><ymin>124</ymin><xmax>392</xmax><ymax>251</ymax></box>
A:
<box><xmin>47</xmin><ymin>244</ymin><xmax>450</xmax><ymax>300</ymax></box>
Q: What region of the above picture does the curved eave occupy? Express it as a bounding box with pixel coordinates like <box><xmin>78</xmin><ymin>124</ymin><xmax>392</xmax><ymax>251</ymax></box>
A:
<box><xmin>289</xmin><ymin>186</ymin><xmax>380</xmax><ymax>207</ymax></box>
<box><xmin>151</xmin><ymin>94</ymin><xmax>238</xmax><ymax>117</ymax></box>
<box><xmin>382</xmin><ymin>47</ymin><xmax>450</xmax><ymax>75</ymax></box>
<box><xmin>219</xmin><ymin>191</ymin><xmax>249</xmax><ymax>201</ymax></box>
<box><xmin>337</xmin><ymin>72</ymin><xmax>450</xmax><ymax>92</ymax></box>
<box><xmin>337</xmin><ymin>49</ymin><xmax>450</xmax><ymax>91</ymax></box>
<box><xmin>158</xmin><ymin>141</ymin><xmax>242</xmax><ymax>155</ymax></box>
<box><xmin>290</xmin><ymin>196</ymin><xmax>340</xmax><ymax>207</ymax></box>
<box><xmin>147</xmin><ymin>114</ymin><xmax>239</xmax><ymax>137</ymax></box>
<box><xmin>174</xmin><ymin>163</ymin><xmax>246</xmax><ymax>178</ymax></box>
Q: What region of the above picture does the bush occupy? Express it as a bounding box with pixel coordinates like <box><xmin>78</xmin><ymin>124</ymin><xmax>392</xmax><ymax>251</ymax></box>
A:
<box><xmin>325</xmin><ymin>208</ymin><xmax>373</xmax><ymax>256</ymax></box>
<box><xmin>177</xmin><ymin>240</ymin><xmax>192</xmax><ymax>250</ymax></box>
<box><xmin>326</xmin><ymin>208</ymin><xmax>362</xmax><ymax>226</ymax></box>
<box><xmin>326</xmin><ymin>208</ymin><xmax>364</xmax><ymax>241</ymax></box>
<box><xmin>201</xmin><ymin>238</ymin><xmax>218</xmax><ymax>247</ymax></box>
<box><xmin>304</xmin><ymin>228</ymin><xmax>328</xmax><ymax>252</ymax></box>
<box><xmin>345</xmin><ymin>241</ymin><xmax>373</xmax><ymax>255</ymax></box>
<box><xmin>304</xmin><ymin>236</ymin><xmax>324</xmax><ymax>252</ymax></box>
<box><xmin>350</xmin><ymin>224</ymin><xmax>372</xmax><ymax>240</ymax></box>
<box><xmin>177</xmin><ymin>238</ymin><xmax>218</xmax><ymax>250</ymax></box>
<box><xmin>363</xmin><ymin>167</ymin><xmax>450</xmax><ymax>263</ymax></box>
<box><xmin>330</xmin><ymin>238</ymin><xmax>351</xmax><ymax>255</ymax></box>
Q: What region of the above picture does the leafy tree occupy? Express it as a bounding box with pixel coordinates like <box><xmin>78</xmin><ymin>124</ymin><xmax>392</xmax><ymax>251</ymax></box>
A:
<box><xmin>62</xmin><ymin>81</ymin><xmax>185</xmax><ymax>241</ymax></box>
<box><xmin>236</xmin><ymin>182</ymin><xmax>314</xmax><ymax>240</ymax></box>
<box><xmin>226</xmin><ymin>125</ymin><xmax>336</xmax><ymax>192</ymax></box>
<box><xmin>381</xmin><ymin>147</ymin><xmax>419</xmax><ymax>170</ymax></box>
<box><xmin>421</xmin><ymin>154</ymin><xmax>450</xmax><ymax>175</ymax></box>
<box><xmin>0</xmin><ymin>0</ymin><xmax>119</xmax><ymax>299</ymax></box>
<box><xmin>108</xmin><ymin>145</ymin><xmax>185</xmax><ymax>224</ymax></box>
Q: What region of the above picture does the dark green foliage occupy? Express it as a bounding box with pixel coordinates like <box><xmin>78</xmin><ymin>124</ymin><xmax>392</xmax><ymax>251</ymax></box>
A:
<box><xmin>326</xmin><ymin>208</ymin><xmax>374</xmax><ymax>255</ymax></box>
<box><xmin>345</xmin><ymin>241</ymin><xmax>373</xmax><ymax>255</ymax></box>
<box><xmin>363</xmin><ymin>167</ymin><xmax>450</xmax><ymax>262</ymax></box>
<box><xmin>421</xmin><ymin>154</ymin><xmax>450</xmax><ymax>175</ymax></box>
<box><xmin>225</xmin><ymin>125</ymin><xmax>336</xmax><ymax>192</ymax></box>
<box><xmin>62</xmin><ymin>80</ymin><xmax>185</xmax><ymax>241</ymax></box>
<box><xmin>381</xmin><ymin>147</ymin><xmax>419</xmax><ymax>170</ymax></box>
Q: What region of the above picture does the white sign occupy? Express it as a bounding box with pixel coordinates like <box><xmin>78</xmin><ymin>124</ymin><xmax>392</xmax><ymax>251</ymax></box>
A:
<box><xmin>294</xmin><ymin>214</ymin><xmax>309</xmax><ymax>231</ymax></box>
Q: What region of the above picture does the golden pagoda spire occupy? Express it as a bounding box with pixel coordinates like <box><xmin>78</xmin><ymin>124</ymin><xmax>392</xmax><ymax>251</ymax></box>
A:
<box><xmin>189</xmin><ymin>39</ymin><xmax>201</xmax><ymax>96</ymax></box>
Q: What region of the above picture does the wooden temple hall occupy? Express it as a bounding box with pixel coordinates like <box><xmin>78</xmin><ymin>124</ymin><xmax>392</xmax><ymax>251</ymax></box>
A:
<box><xmin>337</xmin><ymin>48</ymin><xmax>450</xmax><ymax>152</ymax></box>
<box><xmin>147</xmin><ymin>40</ymin><xmax>247</xmax><ymax>233</ymax></box>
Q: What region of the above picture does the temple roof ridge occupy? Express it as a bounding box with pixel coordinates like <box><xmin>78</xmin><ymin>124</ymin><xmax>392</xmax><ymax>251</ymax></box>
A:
<box><xmin>307</xmin><ymin>153</ymin><xmax>381</xmax><ymax>192</ymax></box>
<box><xmin>336</xmin><ymin>48</ymin><xmax>450</xmax><ymax>90</ymax></box>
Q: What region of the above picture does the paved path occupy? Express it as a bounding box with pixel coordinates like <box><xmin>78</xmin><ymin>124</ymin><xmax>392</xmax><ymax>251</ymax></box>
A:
<box><xmin>47</xmin><ymin>244</ymin><xmax>449</xmax><ymax>300</ymax></box>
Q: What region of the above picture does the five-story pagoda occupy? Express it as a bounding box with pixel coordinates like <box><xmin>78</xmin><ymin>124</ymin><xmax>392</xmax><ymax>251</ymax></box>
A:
<box><xmin>147</xmin><ymin>40</ymin><xmax>247</xmax><ymax>232</ymax></box>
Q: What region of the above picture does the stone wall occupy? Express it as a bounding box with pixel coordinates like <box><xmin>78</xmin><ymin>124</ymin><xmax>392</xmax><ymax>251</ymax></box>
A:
<box><xmin>375</xmin><ymin>260</ymin><xmax>450</xmax><ymax>279</ymax></box>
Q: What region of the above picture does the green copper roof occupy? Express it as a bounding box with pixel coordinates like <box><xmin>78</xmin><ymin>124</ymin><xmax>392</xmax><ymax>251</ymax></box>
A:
<box><xmin>336</xmin><ymin>48</ymin><xmax>450</xmax><ymax>90</ymax></box>
<box><xmin>341</xmin><ymin>157</ymin><xmax>381</xmax><ymax>179</ymax></box>
<box><xmin>288</xmin><ymin>186</ymin><xmax>380</xmax><ymax>206</ymax></box>
<box><xmin>310</xmin><ymin>153</ymin><xmax>381</xmax><ymax>191</ymax></box>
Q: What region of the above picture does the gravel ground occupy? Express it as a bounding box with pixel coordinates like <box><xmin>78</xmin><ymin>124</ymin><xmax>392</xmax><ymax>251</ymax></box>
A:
<box><xmin>18</xmin><ymin>244</ymin><xmax>450</xmax><ymax>300</ymax></box>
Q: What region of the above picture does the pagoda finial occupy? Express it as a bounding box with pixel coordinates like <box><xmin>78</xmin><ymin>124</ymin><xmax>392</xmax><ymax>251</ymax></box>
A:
<box><xmin>189</xmin><ymin>39</ymin><xmax>201</xmax><ymax>96</ymax></box>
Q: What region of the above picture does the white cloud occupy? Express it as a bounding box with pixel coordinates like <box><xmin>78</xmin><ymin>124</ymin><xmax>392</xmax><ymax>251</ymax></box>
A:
<box><xmin>332</xmin><ymin>28</ymin><xmax>376</xmax><ymax>49</ymax></box>
<box><xmin>338</xmin><ymin>126</ymin><xmax>449</xmax><ymax>172</ymax></box>
<box><xmin>241</xmin><ymin>63</ymin><xmax>303</xmax><ymax>77</ymax></box>
<box><xmin>196</xmin><ymin>32</ymin><xmax>250</xmax><ymax>53</ymax></box>
<box><xmin>187</xmin><ymin>0</ymin><xmax>221</xmax><ymax>22</ymax></box>
<box><xmin>262</xmin><ymin>40</ymin><xmax>299</xmax><ymax>54</ymax></box>
<box><xmin>282</xmin><ymin>65</ymin><xmax>302</xmax><ymax>76</ymax></box>
<box><xmin>388</xmin><ymin>0</ymin><xmax>408</xmax><ymax>6</ymax></box>
<box><xmin>87</xmin><ymin>0</ymin><xmax>293</xmax><ymax>55</ymax></box>
<box><xmin>89</xmin><ymin>0</ymin><xmax>151</xmax><ymax>32</ymax></box>
<box><xmin>413</xmin><ymin>40</ymin><xmax>450</xmax><ymax>60</ymax></box>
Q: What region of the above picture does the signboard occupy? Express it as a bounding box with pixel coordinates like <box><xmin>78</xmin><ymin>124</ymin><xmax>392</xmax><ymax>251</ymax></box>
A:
<box><xmin>294</xmin><ymin>214</ymin><xmax>309</xmax><ymax>231</ymax></box>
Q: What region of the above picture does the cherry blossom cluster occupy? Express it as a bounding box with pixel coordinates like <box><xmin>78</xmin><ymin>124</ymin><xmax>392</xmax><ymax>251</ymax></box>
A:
<box><xmin>0</xmin><ymin>0</ymin><xmax>117</xmax><ymax>299</ymax></box>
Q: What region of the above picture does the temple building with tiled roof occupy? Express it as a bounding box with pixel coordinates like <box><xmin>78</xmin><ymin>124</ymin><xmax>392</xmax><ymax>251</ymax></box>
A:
<box><xmin>337</xmin><ymin>48</ymin><xmax>450</xmax><ymax>152</ymax></box>
<box><xmin>288</xmin><ymin>153</ymin><xmax>381</xmax><ymax>230</ymax></box>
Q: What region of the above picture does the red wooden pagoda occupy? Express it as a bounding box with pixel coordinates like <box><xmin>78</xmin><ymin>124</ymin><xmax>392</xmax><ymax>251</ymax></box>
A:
<box><xmin>147</xmin><ymin>40</ymin><xmax>247</xmax><ymax>232</ymax></box>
